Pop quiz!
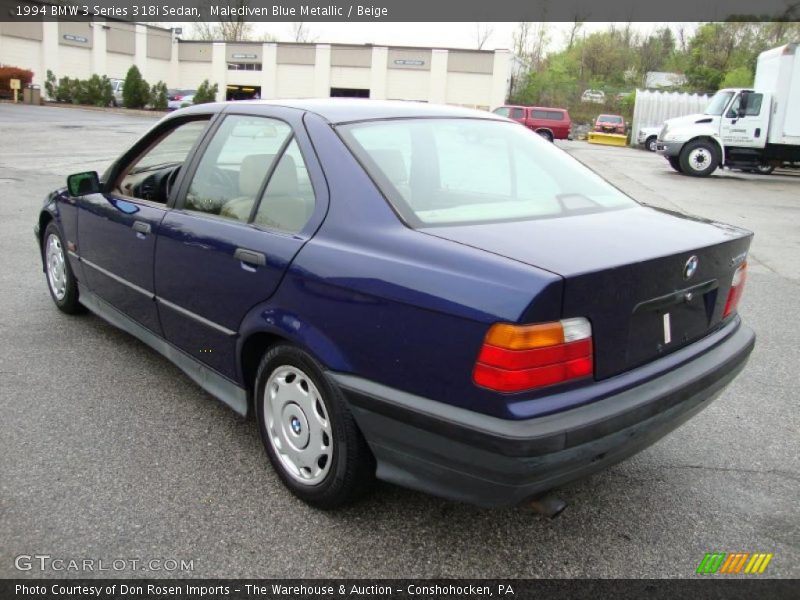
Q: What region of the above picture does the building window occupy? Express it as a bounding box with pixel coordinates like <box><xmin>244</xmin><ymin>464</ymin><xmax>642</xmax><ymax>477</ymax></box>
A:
<box><xmin>227</xmin><ymin>63</ymin><xmax>262</xmax><ymax>71</ymax></box>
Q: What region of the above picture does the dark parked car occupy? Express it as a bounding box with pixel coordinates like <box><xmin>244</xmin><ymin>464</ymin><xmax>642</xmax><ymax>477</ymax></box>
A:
<box><xmin>36</xmin><ymin>100</ymin><xmax>755</xmax><ymax>510</ymax></box>
<box><xmin>493</xmin><ymin>105</ymin><xmax>572</xmax><ymax>141</ymax></box>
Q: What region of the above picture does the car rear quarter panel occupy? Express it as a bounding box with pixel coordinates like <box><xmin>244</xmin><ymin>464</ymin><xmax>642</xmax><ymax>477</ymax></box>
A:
<box><xmin>237</xmin><ymin>113</ymin><xmax>564</xmax><ymax>417</ymax></box>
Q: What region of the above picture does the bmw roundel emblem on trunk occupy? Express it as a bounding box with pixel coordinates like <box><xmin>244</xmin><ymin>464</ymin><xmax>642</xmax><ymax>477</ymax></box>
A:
<box><xmin>684</xmin><ymin>255</ymin><xmax>699</xmax><ymax>280</ymax></box>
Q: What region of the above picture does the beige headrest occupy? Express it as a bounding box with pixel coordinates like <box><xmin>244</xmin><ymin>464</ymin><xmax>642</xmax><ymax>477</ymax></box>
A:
<box><xmin>239</xmin><ymin>154</ymin><xmax>275</xmax><ymax>197</ymax></box>
<box><xmin>266</xmin><ymin>155</ymin><xmax>298</xmax><ymax>196</ymax></box>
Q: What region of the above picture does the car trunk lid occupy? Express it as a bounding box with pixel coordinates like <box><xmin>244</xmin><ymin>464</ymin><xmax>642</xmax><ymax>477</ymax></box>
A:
<box><xmin>422</xmin><ymin>206</ymin><xmax>752</xmax><ymax>379</ymax></box>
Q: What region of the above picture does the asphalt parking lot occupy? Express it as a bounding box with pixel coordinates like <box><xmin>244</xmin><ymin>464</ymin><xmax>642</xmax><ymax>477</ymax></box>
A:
<box><xmin>0</xmin><ymin>104</ymin><xmax>797</xmax><ymax>579</ymax></box>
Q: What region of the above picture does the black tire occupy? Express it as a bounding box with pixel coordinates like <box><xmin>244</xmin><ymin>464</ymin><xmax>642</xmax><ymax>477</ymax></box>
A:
<box><xmin>255</xmin><ymin>344</ymin><xmax>374</xmax><ymax>509</ymax></box>
<box><xmin>646</xmin><ymin>136</ymin><xmax>658</xmax><ymax>152</ymax></box>
<box><xmin>537</xmin><ymin>129</ymin><xmax>554</xmax><ymax>143</ymax></box>
<box><xmin>667</xmin><ymin>156</ymin><xmax>683</xmax><ymax>173</ymax></box>
<box><xmin>679</xmin><ymin>139</ymin><xmax>719</xmax><ymax>177</ymax></box>
<box><xmin>42</xmin><ymin>221</ymin><xmax>82</xmax><ymax>314</ymax></box>
<box><xmin>752</xmin><ymin>164</ymin><xmax>775</xmax><ymax>175</ymax></box>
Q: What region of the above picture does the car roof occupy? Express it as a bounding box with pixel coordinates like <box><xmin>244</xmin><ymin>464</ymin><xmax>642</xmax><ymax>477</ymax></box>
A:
<box><xmin>182</xmin><ymin>98</ymin><xmax>506</xmax><ymax>124</ymax></box>
<box><xmin>498</xmin><ymin>105</ymin><xmax>567</xmax><ymax>112</ymax></box>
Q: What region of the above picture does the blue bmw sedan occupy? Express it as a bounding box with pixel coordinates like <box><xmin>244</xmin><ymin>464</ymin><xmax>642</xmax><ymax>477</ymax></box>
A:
<box><xmin>35</xmin><ymin>100</ymin><xmax>755</xmax><ymax>509</ymax></box>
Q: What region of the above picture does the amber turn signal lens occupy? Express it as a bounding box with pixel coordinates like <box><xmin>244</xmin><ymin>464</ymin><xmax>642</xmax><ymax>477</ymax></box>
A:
<box><xmin>484</xmin><ymin>322</ymin><xmax>565</xmax><ymax>350</ymax></box>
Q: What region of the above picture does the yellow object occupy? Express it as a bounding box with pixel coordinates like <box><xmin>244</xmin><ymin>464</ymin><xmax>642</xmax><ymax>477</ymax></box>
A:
<box><xmin>587</xmin><ymin>132</ymin><xmax>628</xmax><ymax>147</ymax></box>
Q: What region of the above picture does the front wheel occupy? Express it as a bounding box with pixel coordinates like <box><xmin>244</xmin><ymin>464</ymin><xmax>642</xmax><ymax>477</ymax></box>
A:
<box><xmin>43</xmin><ymin>222</ymin><xmax>82</xmax><ymax>314</ymax></box>
<box><xmin>679</xmin><ymin>140</ymin><xmax>719</xmax><ymax>177</ymax></box>
<box><xmin>667</xmin><ymin>156</ymin><xmax>683</xmax><ymax>173</ymax></box>
<box><xmin>646</xmin><ymin>136</ymin><xmax>658</xmax><ymax>152</ymax></box>
<box><xmin>255</xmin><ymin>345</ymin><xmax>374</xmax><ymax>509</ymax></box>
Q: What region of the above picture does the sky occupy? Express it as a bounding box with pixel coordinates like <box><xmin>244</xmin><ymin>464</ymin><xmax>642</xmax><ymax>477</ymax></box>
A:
<box><xmin>176</xmin><ymin>22</ymin><xmax>696</xmax><ymax>54</ymax></box>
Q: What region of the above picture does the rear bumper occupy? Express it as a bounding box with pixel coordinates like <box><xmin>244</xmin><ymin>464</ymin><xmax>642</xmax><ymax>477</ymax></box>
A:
<box><xmin>332</xmin><ymin>320</ymin><xmax>755</xmax><ymax>507</ymax></box>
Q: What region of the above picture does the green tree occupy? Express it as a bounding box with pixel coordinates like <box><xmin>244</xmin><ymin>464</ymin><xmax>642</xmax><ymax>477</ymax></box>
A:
<box><xmin>45</xmin><ymin>69</ymin><xmax>57</xmax><ymax>100</ymax></box>
<box><xmin>122</xmin><ymin>66</ymin><xmax>150</xmax><ymax>109</ymax></box>
<box><xmin>149</xmin><ymin>81</ymin><xmax>168</xmax><ymax>110</ymax></box>
<box><xmin>193</xmin><ymin>79</ymin><xmax>219</xmax><ymax>104</ymax></box>
<box><xmin>721</xmin><ymin>66</ymin><xmax>753</xmax><ymax>88</ymax></box>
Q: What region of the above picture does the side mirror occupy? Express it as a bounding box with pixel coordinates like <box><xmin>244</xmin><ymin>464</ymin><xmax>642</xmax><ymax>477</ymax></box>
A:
<box><xmin>67</xmin><ymin>171</ymin><xmax>101</xmax><ymax>196</ymax></box>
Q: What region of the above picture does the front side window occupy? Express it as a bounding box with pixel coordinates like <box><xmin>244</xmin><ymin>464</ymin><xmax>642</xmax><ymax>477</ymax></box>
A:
<box><xmin>115</xmin><ymin>119</ymin><xmax>210</xmax><ymax>203</ymax></box>
<box><xmin>493</xmin><ymin>107</ymin><xmax>510</xmax><ymax>117</ymax></box>
<box><xmin>510</xmin><ymin>108</ymin><xmax>525</xmax><ymax>119</ymax></box>
<box><xmin>340</xmin><ymin>118</ymin><xmax>636</xmax><ymax>227</ymax></box>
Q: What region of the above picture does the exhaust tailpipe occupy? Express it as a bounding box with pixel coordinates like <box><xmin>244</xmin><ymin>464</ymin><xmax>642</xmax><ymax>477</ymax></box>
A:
<box><xmin>528</xmin><ymin>493</ymin><xmax>567</xmax><ymax>518</ymax></box>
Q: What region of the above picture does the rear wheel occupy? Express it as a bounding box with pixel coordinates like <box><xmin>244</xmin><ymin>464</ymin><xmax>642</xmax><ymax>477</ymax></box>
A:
<box><xmin>751</xmin><ymin>164</ymin><xmax>775</xmax><ymax>175</ymax></box>
<box><xmin>679</xmin><ymin>140</ymin><xmax>719</xmax><ymax>177</ymax></box>
<box><xmin>536</xmin><ymin>129</ymin><xmax>554</xmax><ymax>143</ymax></box>
<box><xmin>255</xmin><ymin>344</ymin><xmax>374</xmax><ymax>509</ymax></box>
<box><xmin>43</xmin><ymin>222</ymin><xmax>82</xmax><ymax>314</ymax></box>
<box><xmin>667</xmin><ymin>156</ymin><xmax>683</xmax><ymax>173</ymax></box>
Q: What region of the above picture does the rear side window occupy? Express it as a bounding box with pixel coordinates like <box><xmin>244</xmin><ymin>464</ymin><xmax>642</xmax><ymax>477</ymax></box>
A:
<box><xmin>184</xmin><ymin>115</ymin><xmax>291</xmax><ymax>220</ymax></box>
<box><xmin>341</xmin><ymin>118</ymin><xmax>636</xmax><ymax>227</ymax></box>
<box><xmin>182</xmin><ymin>115</ymin><xmax>316</xmax><ymax>232</ymax></box>
<box><xmin>531</xmin><ymin>110</ymin><xmax>565</xmax><ymax>121</ymax></box>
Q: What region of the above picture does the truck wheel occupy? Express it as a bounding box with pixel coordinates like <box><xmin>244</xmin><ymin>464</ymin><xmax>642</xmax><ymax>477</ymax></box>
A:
<box><xmin>646</xmin><ymin>136</ymin><xmax>658</xmax><ymax>152</ymax></box>
<box><xmin>679</xmin><ymin>140</ymin><xmax>719</xmax><ymax>177</ymax></box>
<box><xmin>667</xmin><ymin>156</ymin><xmax>683</xmax><ymax>173</ymax></box>
<box><xmin>752</xmin><ymin>164</ymin><xmax>775</xmax><ymax>175</ymax></box>
<box><xmin>536</xmin><ymin>130</ymin><xmax>554</xmax><ymax>143</ymax></box>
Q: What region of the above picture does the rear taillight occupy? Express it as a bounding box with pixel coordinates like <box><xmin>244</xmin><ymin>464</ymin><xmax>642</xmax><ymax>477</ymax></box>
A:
<box><xmin>723</xmin><ymin>261</ymin><xmax>747</xmax><ymax>318</ymax></box>
<box><xmin>175</xmin><ymin>95</ymin><xmax>184</xmax><ymax>100</ymax></box>
<box><xmin>473</xmin><ymin>318</ymin><xmax>593</xmax><ymax>393</ymax></box>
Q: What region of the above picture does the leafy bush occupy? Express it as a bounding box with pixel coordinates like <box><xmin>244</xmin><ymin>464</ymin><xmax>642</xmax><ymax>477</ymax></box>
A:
<box><xmin>75</xmin><ymin>75</ymin><xmax>113</xmax><ymax>107</ymax></box>
<box><xmin>55</xmin><ymin>76</ymin><xmax>77</xmax><ymax>103</ymax></box>
<box><xmin>122</xmin><ymin>66</ymin><xmax>150</xmax><ymax>109</ymax></box>
<box><xmin>0</xmin><ymin>65</ymin><xmax>34</xmax><ymax>99</ymax></box>
<box><xmin>193</xmin><ymin>79</ymin><xmax>219</xmax><ymax>104</ymax></box>
<box><xmin>149</xmin><ymin>81</ymin><xmax>168</xmax><ymax>110</ymax></box>
<box><xmin>45</xmin><ymin>70</ymin><xmax>57</xmax><ymax>100</ymax></box>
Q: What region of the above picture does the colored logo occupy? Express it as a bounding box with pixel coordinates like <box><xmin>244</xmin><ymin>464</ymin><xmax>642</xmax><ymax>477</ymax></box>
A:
<box><xmin>696</xmin><ymin>552</ymin><xmax>773</xmax><ymax>574</ymax></box>
<box><xmin>684</xmin><ymin>255</ymin><xmax>699</xmax><ymax>280</ymax></box>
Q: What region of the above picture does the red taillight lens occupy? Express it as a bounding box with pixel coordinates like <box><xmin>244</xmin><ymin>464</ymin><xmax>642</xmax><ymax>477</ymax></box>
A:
<box><xmin>175</xmin><ymin>95</ymin><xmax>184</xmax><ymax>100</ymax></box>
<box><xmin>723</xmin><ymin>261</ymin><xmax>748</xmax><ymax>318</ymax></box>
<box><xmin>473</xmin><ymin>318</ymin><xmax>593</xmax><ymax>393</ymax></box>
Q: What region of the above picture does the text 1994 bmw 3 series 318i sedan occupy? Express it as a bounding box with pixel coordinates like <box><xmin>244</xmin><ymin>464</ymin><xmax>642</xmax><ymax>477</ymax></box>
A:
<box><xmin>36</xmin><ymin>100</ymin><xmax>755</xmax><ymax>510</ymax></box>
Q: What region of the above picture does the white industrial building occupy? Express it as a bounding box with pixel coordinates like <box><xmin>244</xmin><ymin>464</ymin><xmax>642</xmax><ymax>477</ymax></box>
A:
<box><xmin>0</xmin><ymin>21</ymin><xmax>516</xmax><ymax>109</ymax></box>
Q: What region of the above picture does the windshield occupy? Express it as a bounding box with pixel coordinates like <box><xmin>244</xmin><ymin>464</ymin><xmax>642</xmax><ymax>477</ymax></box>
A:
<box><xmin>598</xmin><ymin>115</ymin><xmax>623</xmax><ymax>123</ymax></box>
<box><xmin>340</xmin><ymin>118</ymin><xmax>636</xmax><ymax>227</ymax></box>
<box><xmin>704</xmin><ymin>91</ymin><xmax>734</xmax><ymax>116</ymax></box>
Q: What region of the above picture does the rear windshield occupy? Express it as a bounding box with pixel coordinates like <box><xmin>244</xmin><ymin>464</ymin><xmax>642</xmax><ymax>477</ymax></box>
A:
<box><xmin>531</xmin><ymin>110</ymin><xmax>565</xmax><ymax>121</ymax></box>
<box><xmin>339</xmin><ymin>118</ymin><xmax>636</xmax><ymax>227</ymax></box>
<box><xmin>598</xmin><ymin>115</ymin><xmax>623</xmax><ymax>123</ymax></box>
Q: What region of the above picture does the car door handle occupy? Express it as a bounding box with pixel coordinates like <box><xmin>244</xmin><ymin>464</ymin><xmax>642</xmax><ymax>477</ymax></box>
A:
<box><xmin>132</xmin><ymin>221</ymin><xmax>151</xmax><ymax>235</ymax></box>
<box><xmin>234</xmin><ymin>247</ymin><xmax>266</xmax><ymax>267</ymax></box>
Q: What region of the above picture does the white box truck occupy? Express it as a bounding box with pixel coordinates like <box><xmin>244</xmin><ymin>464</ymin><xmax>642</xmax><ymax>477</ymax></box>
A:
<box><xmin>656</xmin><ymin>42</ymin><xmax>800</xmax><ymax>176</ymax></box>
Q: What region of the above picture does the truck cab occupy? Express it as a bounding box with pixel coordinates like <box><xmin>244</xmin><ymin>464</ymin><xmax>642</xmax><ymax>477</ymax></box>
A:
<box><xmin>656</xmin><ymin>43</ymin><xmax>800</xmax><ymax>177</ymax></box>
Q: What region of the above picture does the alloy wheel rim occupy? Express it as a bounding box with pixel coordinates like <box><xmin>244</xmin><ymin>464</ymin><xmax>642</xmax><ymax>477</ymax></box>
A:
<box><xmin>46</xmin><ymin>234</ymin><xmax>67</xmax><ymax>300</ymax></box>
<box><xmin>688</xmin><ymin>148</ymin><xmax>711</xmax><ymax>172</ymax></box>
<box><xmin>264</xmin><ymin>365</ymin><xmax>332</xmax><ymax>486</ymax></box>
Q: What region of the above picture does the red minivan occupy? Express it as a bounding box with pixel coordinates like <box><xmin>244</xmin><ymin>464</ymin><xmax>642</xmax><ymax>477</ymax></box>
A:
<box><xmin>493</xmin><ymin>105</ymin><xmax>572</xmax><ymax>142</ymax></box>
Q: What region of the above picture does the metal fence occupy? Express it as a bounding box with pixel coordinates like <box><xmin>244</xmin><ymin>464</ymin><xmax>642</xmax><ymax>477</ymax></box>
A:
<box><xmin>630</xmin><ymin>89</ymin><xmax>711</xmax><ymax>146</ymax></box>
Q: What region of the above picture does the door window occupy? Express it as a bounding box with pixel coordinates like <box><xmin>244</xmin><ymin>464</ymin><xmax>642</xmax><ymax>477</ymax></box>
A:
<box><xmin>184</xmin><ymin>115</ymin><xmax>292</xmax><ymax>221</ymax></box>
<box><xmin>252</xmin><ymin>139</ymin><xmax>316</xmax><ymax>233</ymax></box>
<box><xmin>115</xmin><ymin>119</ymin><xmax>210</xmax><ymax>203</ymax></box>
<box><xmin>509</xmin><ymin>108</ymin><xmax>524</xmax><ymax>119</ymax></box>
